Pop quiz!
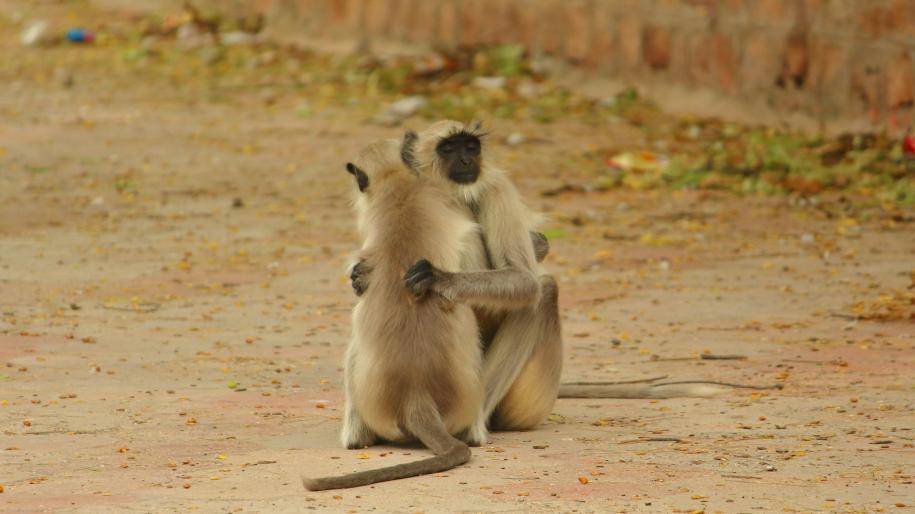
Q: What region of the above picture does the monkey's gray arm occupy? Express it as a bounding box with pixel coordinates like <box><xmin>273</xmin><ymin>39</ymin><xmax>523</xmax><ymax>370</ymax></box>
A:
<box><xmin>415</xmin><ymin>189</ymin><xmax>545</xmax><ymax>308</ymax></box>
<box><xmin>405</xmin><ymin>261</ymin><xmax>540</xmax><ymax>309</ymax></box>
<box><xmin>355</xmin><ymin>232</ymin><xmax>547</xmax><ymax>297</ymax></box>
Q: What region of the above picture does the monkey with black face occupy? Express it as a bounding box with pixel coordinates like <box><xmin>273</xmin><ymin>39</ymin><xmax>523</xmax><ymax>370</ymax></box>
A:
<box><xmin>396</xmin><ymin>120</ymin><xmax>563</xmax><ymax>430</ymax></box>
<box><xmin>303</xmin><ymin>139</ymin><xmax>486</xmax><ymax>491</ymax></box>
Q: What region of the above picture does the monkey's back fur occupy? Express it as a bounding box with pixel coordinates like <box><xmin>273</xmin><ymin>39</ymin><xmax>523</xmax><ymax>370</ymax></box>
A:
<box><xmin>349</xmin><ymin>170</ymin><xmax>483</xmax><ymax>443</ymax></box>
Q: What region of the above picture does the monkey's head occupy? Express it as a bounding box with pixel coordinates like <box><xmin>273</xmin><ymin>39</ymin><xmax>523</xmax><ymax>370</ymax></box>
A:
<box><xmin>345</xmin><ymin>138</ymin><xmax>405</xmax><ymax>196</ymax></box>
<box><xmin>401</xmin><ymin>120</ymin><xmax>485</xmax><ymax>186</ymax></box>
<box><xmin>346</xmin><ymin>138</ymin><xmax>419</xmax><ymax>240</ymax></box>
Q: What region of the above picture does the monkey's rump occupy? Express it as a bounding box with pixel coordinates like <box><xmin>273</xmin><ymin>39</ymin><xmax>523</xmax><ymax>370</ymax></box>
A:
<box><xmin>347</xmin><ymin>171</ymin><xmax>483</xmax><ymax>443</ymax></box>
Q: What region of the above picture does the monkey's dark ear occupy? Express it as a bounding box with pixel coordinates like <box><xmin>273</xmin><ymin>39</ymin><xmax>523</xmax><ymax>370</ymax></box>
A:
<box><xmin>401</xmin><ymin>131</ymin><xmax>420</xmax><ymax>172</ymax></box>
<box><xmin>345</xmin><ymin>162</ymin><xmax>369</xmax><ymax>192</ymax></box>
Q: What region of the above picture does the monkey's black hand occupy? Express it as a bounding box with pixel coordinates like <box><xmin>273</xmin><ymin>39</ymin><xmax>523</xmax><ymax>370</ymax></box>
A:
<box><xmin>531</xmin><ymin>231</ymin><xmax>550</xmax><ymax>263</ymax></box>
<box><xmin>404</xmin><ymin>259</ymin><xmax>437</xmax><ymax>298</ymax></box>
<box><xmin>351</xmin><ymin>260</ymin><xmax>371</xmax><ymax>297</ymax></box>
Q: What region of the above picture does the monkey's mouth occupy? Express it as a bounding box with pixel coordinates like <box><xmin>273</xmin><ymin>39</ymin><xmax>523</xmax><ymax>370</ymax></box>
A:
<box><xmin>449</xmin><ymin>172</ymin><xmax>479</xmax><ymax>184</ymax></box>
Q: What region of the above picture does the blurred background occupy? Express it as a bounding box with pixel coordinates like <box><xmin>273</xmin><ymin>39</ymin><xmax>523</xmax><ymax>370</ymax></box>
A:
<box><xmin>2</xmin><ymin>2</ymin><xmax>914</xmax><ymax>512</ymax></box>
<box><xmin>5</xmin><ymin>0</ymin><xmax>915</xmax><ymax>203</ymax></box>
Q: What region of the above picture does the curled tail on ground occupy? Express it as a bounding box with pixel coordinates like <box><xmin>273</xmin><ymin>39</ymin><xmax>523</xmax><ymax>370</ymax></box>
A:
<box><xmin>302</xmin><ymin>404</ymin><xmax>471</xmax><ymax>491</ymax></box>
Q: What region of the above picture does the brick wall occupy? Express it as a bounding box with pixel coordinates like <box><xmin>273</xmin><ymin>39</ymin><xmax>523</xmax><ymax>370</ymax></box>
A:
<box><xmin>254</xmin><ymin>0</ymin><xmax>914</xmax><ymax>131</ymax></box>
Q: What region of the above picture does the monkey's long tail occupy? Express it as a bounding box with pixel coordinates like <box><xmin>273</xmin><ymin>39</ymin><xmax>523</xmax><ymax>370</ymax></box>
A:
<box><xmin>558</xmin><ymin>380</ymin><xmax>783</xmax><ymax>399</ymax></box>
<box><xmin>302</xmin><ymin>403</ymin><xmax>470</xmax><ymax>491</ymax></box>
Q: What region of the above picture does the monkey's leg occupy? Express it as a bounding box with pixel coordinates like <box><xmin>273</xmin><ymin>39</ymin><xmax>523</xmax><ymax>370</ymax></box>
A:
<box><xmin>456</xmin><ymin>408</ymin><xmax>489</xmax><ymax>447</ymax></box>
<box><xmin>341</xmin><ymin>401</ymin><xmax>376</xmax><ymax>449</ymax></box>
<box><xmin>340</xmin><ymin>348</ymin><xmax>376</xmax><ymax>449</ymax></box>
<box><xmin>481</xmin><ymin>275</ymin><xmax>562</xmax><ymax>430</ymax></box>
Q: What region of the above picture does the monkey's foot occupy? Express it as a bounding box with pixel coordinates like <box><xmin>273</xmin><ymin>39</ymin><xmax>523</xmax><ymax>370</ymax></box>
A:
<box><xmin>343</xmin><ymin>434</ymin><xmax>376</xmax><ymax>450</ymax></box>
<box><xmin>458</xmin><ymin>419</ymin><xmax>489</xmax><ymax>447</ymax></box>
<box><xmin>341</xmin><ymin>414</ymin><xmax>377</xmax><ymax>449</ymax></box>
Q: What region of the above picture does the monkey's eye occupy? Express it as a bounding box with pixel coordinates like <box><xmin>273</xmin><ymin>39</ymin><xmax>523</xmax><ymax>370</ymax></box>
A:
<box><xmin>465</xmin><ymin>140</ymin><xmax>480</xmax><ymax>155</ymax></box>
<box><xmin>439</xmin><ymin>142</ymin><xmax>455</xmax><ymax>154</ymax></box>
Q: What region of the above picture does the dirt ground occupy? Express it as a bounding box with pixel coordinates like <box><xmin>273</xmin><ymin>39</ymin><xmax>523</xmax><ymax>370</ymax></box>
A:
<box><xmin>2</xmin><ymin>5</ymin><xmax>914</xmax><ymax>514</ymax></box>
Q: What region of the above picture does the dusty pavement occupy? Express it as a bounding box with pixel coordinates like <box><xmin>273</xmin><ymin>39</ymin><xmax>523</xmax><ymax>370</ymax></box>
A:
<box><xmin>2</xmin><ymin>6</ymin><xmax>915</xmax><ymax>514</ymax></box>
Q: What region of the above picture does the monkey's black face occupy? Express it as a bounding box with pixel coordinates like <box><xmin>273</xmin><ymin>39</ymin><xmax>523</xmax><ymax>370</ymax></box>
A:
<box><xmin>436</xmin><ymin>133</ymin><xmax>481</xmax><ymax>184</ymax></box>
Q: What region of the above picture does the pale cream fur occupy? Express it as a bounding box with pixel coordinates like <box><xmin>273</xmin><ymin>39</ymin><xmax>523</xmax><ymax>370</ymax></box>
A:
<box><xmin>342</xmin><ymin>138</ymin><xmax>486</xmax><ymax>446</ymax></box>
<box><xmin>404</xmin><ymin>120</ymin><xmax>563</xmax><ymax>430</ymax></box>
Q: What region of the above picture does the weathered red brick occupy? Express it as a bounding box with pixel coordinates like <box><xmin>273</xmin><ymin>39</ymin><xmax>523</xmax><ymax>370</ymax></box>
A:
<box><xmin>851</xmin><ymin>54</ymin><xmax>884</xmax><ymax>124</ymax></box>
<box><xmin>805</xmin><ymin>38</ymin><xmax>851</xmax><ymax>117</ymax></box>
<box><xmin>666</xmin><ymin>29</ymin><xmax>693</xmax><ymax>82</ymax></box>
<box><xmin>256</xmin><ymin>0</ymin><xmax>915</xmax><ymax>130</ymax></box>
<box><xmin>498</xmin><ymin>0</ymin><xmax>531</xmax><ymax>47</ymax></box>
<box><xmin>477</xmin><ymin>0</ymin><xmax>508</xmax><ymax>45</ymax></box>
<box><xmin>890</xmin><ymin>0</ymin><xmax>915</xmax><ymax>37</ymax></box>
<box><xmin>880</xmin><ymin>0</ymin><xmax>906</xmax><ymax>35</ymax></box>
<box><xmin>539</xmin><ymin>0</ymin><xmax>566</xmax><ymax>55</ymax></box>
<box><xmin>306</xmin><ymin>0</ymin><xmax>333</xmax><ymax>37</ymax></box>
<box><xmin>364</xmin><ymin>0</ymin><xmax>390</xmax><ymax>36</ymax></box>
<box><xmin>717</xmin><ymin>0</ymin><xmax>747</xmax><ymax>24</ymax></box>
<box><xmin>887</xmin><ymin>51</ymin><xmax>915</xmax><ymax>109</ymax></box>
<box><xmin>387</xmin><ymin>0</ymin><xmax>414</xmax><ymax>39</ymax></box>
<box><xmin>740</xmin><ymin>31</ymin><xmax>781</xmax><ymax>92</ymax></box>
<box><xmin>473</xmin><ymin>0</ymin><xmax>494</xmax><ymax>46</ymax></box>
<box><xmin>586</xmin><ymin>1</ymin><xmax>615</xmax><ymax>69</ymax></box>
<box><xmin>712</xmin><ymin>33</ymin><xmax>738</xmax><ymax>93</ymax></box>
<box><xmin>778</xmin><ymin>31</ymin><xmax>809</xmax><ymax>90</ymax></box>
<box><xmin>686</xmin><ymin>31</ymin><xmax>714</xmax><ymax>87</ymax></box>
<box><xmin>436</xmin><ymin>0</ymin><xmax>458</xmax><ymax>49</ymax></box>
<box><xmin>326</xmin><ymin>0</ymin><xmax>348</xmax><ymax>22</ymax></box>
<box><xmin>858</xmin><ymin>5</ymin><xmax>887</xmax><ymax>37</ymax></box>
<box><xmin>748</xmin><ymin>0</ymin><xmax>795</xmax><ymax>27</ymax></box>
<box><xmin>408</xmin><ymin>0</ymin><xmax>438</xmax><ymax>43</ymax></box>
<box><xmin>642</xmin><ymin>25</ymin><xmax>670</xmax><ymax>70</ymax></box>
<box><xmin>457</xmin><ymin>0</ymin><xmax>480</xmax><ymax>48</ymax></box>
<box><xmin>564</xmin><ymin>0</ymin><xmax>593</xmax><ymax>63</ymax></box>
<box><xmin>670</xmin><ymin>0</ymin><xmax>715</xmax><ymax>20</ymax></box>
<box><xmin>806</xmin><ymin>39</ymin><xmax>848</xmax><ymax>92</ymax></box>
<box><xmin>252</xmin><ymin>0</ymin><xmax>275</xmax><ymax>14</ymax></box>
<box><xmin>616</xmin><ymin>14</ymin><xmax>642</xmax><ymax>71</ymax></box>
<box><xmin>344</xmin><ymin>0</ymin><xmax>361</xmax><ymax>33</ymax></box>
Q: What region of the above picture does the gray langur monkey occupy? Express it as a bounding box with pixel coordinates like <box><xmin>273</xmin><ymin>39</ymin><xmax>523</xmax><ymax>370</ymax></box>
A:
<box><xmin>303</xmin><ymin>139</ymin><xmax>486</xmax><ymax>491</ymax></box>
<box><xmin>398</xmin><ymin>120</ymin><xmax>564</xmax><ymax>430</ymax></box>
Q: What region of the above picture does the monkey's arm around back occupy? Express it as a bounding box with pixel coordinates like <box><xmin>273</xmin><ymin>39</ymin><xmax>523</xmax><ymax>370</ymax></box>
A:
<box><xmin>431</xmin><ymin>173</ymin><xmax>542</xmax><ymax>309</ymax></box>
<box><xmin>355</xmin><ymin>231</ymin><xmax>546</xmax><ymax>298</ymax></box>
<box><xmin>432</xmin><ymin>266</ymin><xmax>540</xmax><ymax>309</ymax></box>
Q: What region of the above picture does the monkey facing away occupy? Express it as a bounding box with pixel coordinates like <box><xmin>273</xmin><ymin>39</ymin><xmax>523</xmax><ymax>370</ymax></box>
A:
<box><xmin>302</xmin><ymin>139</ymin><xmax>486</xmax><ymax>491</ymax></box>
